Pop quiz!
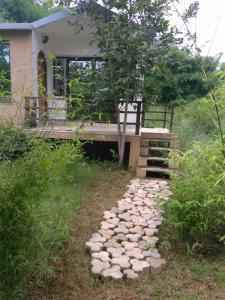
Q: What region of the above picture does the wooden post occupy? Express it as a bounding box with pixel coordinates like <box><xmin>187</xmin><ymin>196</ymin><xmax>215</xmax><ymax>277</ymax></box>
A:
<box><xmin>170</xmin><ymin>105</ymin><xmax>175</xmax><ymax>132</ymax></box>
<box><xmin>135</xmin><ymin>101</ymin><xmax>141</xmax><ymax>135</ymax></box>
<box><xmin>163</xmin><ymin>105</ymin><xmax>167</xmax><ymax>128</ymax></box>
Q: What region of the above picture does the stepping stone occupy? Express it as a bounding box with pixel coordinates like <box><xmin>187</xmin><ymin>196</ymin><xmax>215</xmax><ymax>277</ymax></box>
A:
<box><xmin>143</xmin><ymin>228</ymin><xmax>158</xmax><ymax>236</ymax></box>
<box><xmin>104</xmin><ymin>239</ymin><xmax>121</xmax><ymax>248</ymax></box>
<box><xmin>143</xmin><ymin>249</ymin><xmax>161</xmax><ymax>259</ymax></box>
<box><xmin>147</xmin><ymin>220</ymin><xmax>161</xmax><ymax>229</ymax></box>
<box><xmin>130</xmin><ymin>259</ymin><xmax>150</xmax><ymax>273</ymax></box>
<box><xmin>118</xmin><ymin>213</ymin><xmax>131</xmax><ymax>222</ymax></box>
<box><xmin>126</xmin><ymin>234</ymin><xmax>141</xmax><ymax>242</ymax></box>
<box><xmin>126</xmin><ymin>248</ymin><xmax>144</xmax><ymax>260</ymax></box>
<box><xmin>91</xmin><ymin>259</ymin><xmax>110</xmax><ymax>275</ymax></box>
<box><xmin>121</xmin><ymin>241</ymin><xmax>139</xmax><ymax>251</ymax></box>
<box><xmin>107</xmin><ymin>247</ymin><xmax>125</xmax><ymax>258</ymax></box>
<box><xmin>101</xmin><ymin>221</ymin><xmax>116</xmax><ymax>230</ymax></box>
<box><xmin>143</xmin><ymin>236</ymin><xmax>159</xmax><ymax>247</ymax></box>
<box><xmin>98</xmin><ymin>229</ymin><xmax>114</xmax><ymax>240</ymax></box>
<box><xmin>129</xmin><ymin>226</ymin><xmax>144</xmax><ymax>235</ymax></box>
<box><xmin>92</xmin><ymin>251</ymin><xmax>110</xmax><ymax>262</ymax></box>
<box><xmin>101</xmin><ymin>265</ymin><xmax>123</xmax><ymax>280</ymax></box>
<box><xmin>123</xmin><ymin>269</ymin><xmax>139</xmax><ymax>280</ymax></box>
<box><xmin>108</xmin><ymin>218</ymin><xmax>120</xmax><ymax>225</ymax></box>
<box><xmin>146</xmin><ymin>257</ymin><xmax>166</xmax><ymax>273</ymax></box>
<box><xmin>86</xmin><ymin>242</ymin><xmax>103</xmax><ymax>253</ymax></box>
<box><xmin>120</xmin><ymin>221</ymin><xmax>133</xmax><ymax>228</ymax></box>
<box><xmin>111</xmin><ymin>256</ymin><xmax>130</xmax><ymax>269</ymax></box>
<box><xmin>90</xmin><ymin>233</ymin><xmax>106</xmax><ymax>243</ymax></box>
<box><xmin>103</xmin><ymin>211</ymin><xmax>116</xmax><ymax>220</ymax></box>
<box><xmin>113</xmin><ymin>233</ymin><xmax>127</xmax><ymax>242</ymax></box>
<box><xmin>114</xmin><ymin>225</ymin><xmax>129</xmax><ymax>234</ymax></box>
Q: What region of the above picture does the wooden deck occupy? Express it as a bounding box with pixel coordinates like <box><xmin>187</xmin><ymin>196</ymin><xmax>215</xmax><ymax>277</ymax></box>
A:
<box><xmin>25</xmin><ymin>122</ymin><xmax>170</xmax><ymax>171</ymax></box>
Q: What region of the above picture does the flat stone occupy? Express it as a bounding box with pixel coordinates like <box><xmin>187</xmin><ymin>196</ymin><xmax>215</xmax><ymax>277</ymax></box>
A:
<box><xmin>104</xmin><ymin>239</ymin><xmax>121</xmax><ymax>248</ymax></box>
<box><xmin>147</xmin><ymin>220</ymin><xmax>161</xmax><ymax>229</ymax></box>
<box><xmin>107</xmin><ymin>247</ymin><xmax>125</xmax><ymax>258</ymax></box>
<box><xmin>118</xmin><ymin>213</ymin><xmax>131</xmax><ymax>222</ymax></box>
<box><xmin>90</xmin><ymin>233</ymin><xmax>106</xmax><ymax>243</ymax></box>
<box><xmin>113</xmin><ymin>233</ymin><xmax>127</xmax><ymax>242</ymax></box>
<box><xmin>114</xmin><ymin>225</ymin><xmax>129</xmax><ymax>234</ymax></box>
<box><xmin>101</xmin><ymin>265</ymin><xmax>123</xmax><ymax>279</ymax></box>
<box><xmin>111</xmin><ymin>256</ymin><xmax>130</xmax><ymax>269</ymax></box>
<box><xmin>92</xmin><ymin>251</ymin><xmax>110</xmax><ymax>262</ymax></box>
<box><xmin>143</xmin><ymin>236</ymin><xmax>159</xmax><ymax>247</ymax></box>
<box><xmin>101</xmin><ymin>221</ymin><xmax>116</xmax><ymax>230</ymax></box>
<box><xmin>103</xmin><ymin>211</ymin><xmax>116</xmax><ymax>220</ymax></box>
<box><xmin>130</xmin><ymin>216</ymin><xmax>147</xmax><ymax>227</ymax></box>
<box><xmin>91</xmin><ymin>259</ymin><xmax>110</xmax><ymax>275</ymax></box>
<box><xmin>126</xmin><ymin>248</ymin><xmax>144</xmax><ymax>260</ymax></box>
<box><xmin>143</xmin><ymin>228</ymin><xmax>158</xmax><ymax>236</ymax></box>
<box><xmin>143</xmin><ymin>249</ymin><xmax>161</xmax><ymax>259</ymax></box>
<box><xmin>121</xmin><ymin>241</ymin><xmax>139</xmax><ymax>251</ymax></box>
<box><xmin>129</xmin><ymin>226</ymin><xmax>144</xmax><ymax>235</ymax></box>
<box><xmin>120</xmin><ymin>221</ymin><xmax>133</xmax><ymax>228</ymax></box>
<box><xmin>86</xmin><ymin>241</ymin><xmax>103</xmax><ymax>253</ymax></box>
<box><xmin>126</xmin><ymin>234</ymin><xmax>141</xmax><ymax>242</ymax></box>
<box><xmin>98</xmin><ymin>229</ymin><xmax>114</xmax><ymax>240</ymax></box>
<box><xmin>108</xmin><ymin>218</ymin><xmax>120</xmax><ymax>226</ymax></box>
<box><xmin>123</xmin><ymin>269</ymin><xmax>139</xmax><ymax>280</ymax></box>
<box><xmin>130</xmin><ymin>259</ymin><xmax>150</xmax><ymax>273</ymax></box>
<box><xmin>146</xmin><ymin>258</ymin><xmax>166</xmax><ymax>273</ymax></box>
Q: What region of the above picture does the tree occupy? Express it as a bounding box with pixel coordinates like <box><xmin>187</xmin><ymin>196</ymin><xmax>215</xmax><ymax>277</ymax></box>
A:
<box><xmin>144</xmin><ymin>48</ymin><xmax>221</xmax><ymax>104</ymax></box>
<box><xmin>0</xmin><ymin>0</ymin><xmax>59</xmax><ymax>23</ymax></box>
<box><xmin>71</xmin><ymin>0</ymin><xmax>175</xmax><ymax>166</ymax></box>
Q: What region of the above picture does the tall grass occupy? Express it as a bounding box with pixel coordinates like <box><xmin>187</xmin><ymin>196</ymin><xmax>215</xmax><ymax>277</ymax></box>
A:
<box><xmin>0</xmin><ymin>125</ymin><xmax>105</xmax><ymax>299</ymax></box>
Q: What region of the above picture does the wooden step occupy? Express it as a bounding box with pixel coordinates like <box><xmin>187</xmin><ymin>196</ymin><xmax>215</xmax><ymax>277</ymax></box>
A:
<box><xmin>149</xmin><ymin>147</ymin><xmax>173</xmax><ymax>152</ymax></box>
<box><xmin>138</xmin><ymin>156</ymin><xmax>168</xmax><ymax>167</ymax></box>
<box><xmin>148</xmin><ymin>156</ymin><xmax>168</xmax><ymax>162</ymax></box>
<box><xmin>136</xmin><ymin>166</ymin><xmax>176</xmax><ymax>178</ymax></box>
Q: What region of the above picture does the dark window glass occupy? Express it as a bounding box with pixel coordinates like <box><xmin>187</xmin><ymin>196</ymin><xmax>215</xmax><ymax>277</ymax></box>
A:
<box><xmin>53</xmin><ymin>57</ymin><xmax>103</xmax><ymax>96</ymax></box>
<box><xmin>0</xmin><ymin>40</ymin><xmax>11</xmax><ymax>102</ymax></box>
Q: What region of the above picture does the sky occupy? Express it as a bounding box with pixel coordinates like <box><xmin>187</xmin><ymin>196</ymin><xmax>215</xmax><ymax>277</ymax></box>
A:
<box><xmin>177</xmin><ymin>0</ymin><xmax>225</xmax><ymax>61</ymax></box>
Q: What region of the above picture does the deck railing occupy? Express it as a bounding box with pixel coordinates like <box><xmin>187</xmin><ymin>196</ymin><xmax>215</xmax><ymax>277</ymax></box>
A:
<box><xmin>25</xmin><ymin>97</ymin><xmax>176</xmax><ymax>135</ymax></box>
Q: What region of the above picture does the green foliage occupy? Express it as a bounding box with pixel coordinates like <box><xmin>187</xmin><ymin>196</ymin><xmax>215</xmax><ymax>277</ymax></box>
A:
<box><xmin>0</xmin><ymin>124</ymin><xmax>33</xmax><ymax>162</ymax></box>
<box><xmin>173</xmin><ymin>89</ymin><xmax>225</xmax><ymax>150</ymax></box>
<box><xmin>0</xmin><ymin>130</ymin><xmax>100</xmax><ymax>299</ymax></box>
<box><xmin>0</xmin><ymin>0</ymin><xmax>60</xmax><ymax>23</ymax></box>
<box><xmin>144</xmin><ymin>48</ymin><xmax>221</xmax><ymax>104</ymax></box>
<box><xmin>164</xmin><ymin>139</ymin><xmax>225</xmax><ymax>249</ymax></box>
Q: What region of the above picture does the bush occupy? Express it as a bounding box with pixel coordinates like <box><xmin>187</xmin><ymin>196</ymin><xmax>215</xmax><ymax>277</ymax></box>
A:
<box><xmin>0</xmin><ymin>139</ymin><xmax>85</xmax><ymax>299</ymax></box>
<box><xmin>0</xmin><ymin>123</ymin><xmax>32</xmax><ymax>162</ymax></box>
<box><xmin>164</xmin><ymin>139</ymin><xmax>225</xmax><ymax>250</ymax></box>
<box><xmin>174</xmin><ymin>96</ymin><xmax>225</xmax><ymax>150</ymax></box>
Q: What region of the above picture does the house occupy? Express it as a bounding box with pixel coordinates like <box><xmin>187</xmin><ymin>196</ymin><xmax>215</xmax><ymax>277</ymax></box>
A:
<box><xmin>0</xmin><ymin>9</ymin><xmax>178</xmax><ymax>175</ymax></box>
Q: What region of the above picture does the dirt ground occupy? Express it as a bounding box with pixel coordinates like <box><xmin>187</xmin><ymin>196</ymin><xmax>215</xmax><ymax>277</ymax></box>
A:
<box><xmin>28</xmin><ymin>170</ymin><xmax>225</xmax><ymax>300</ymax></box>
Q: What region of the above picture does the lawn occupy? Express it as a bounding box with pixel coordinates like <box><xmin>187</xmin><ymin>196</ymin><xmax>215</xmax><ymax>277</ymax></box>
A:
<box><xmin>27</xmin><ymin>169</ymin><xmax>225</xmax><ymax>300</ymax></box>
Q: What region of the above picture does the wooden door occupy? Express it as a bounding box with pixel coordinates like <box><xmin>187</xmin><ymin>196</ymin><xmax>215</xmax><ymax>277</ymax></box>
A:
<box><xmin>38</xmin><ymin>51</ymin><xmax>47</xmax><ymax>120</ymax></box>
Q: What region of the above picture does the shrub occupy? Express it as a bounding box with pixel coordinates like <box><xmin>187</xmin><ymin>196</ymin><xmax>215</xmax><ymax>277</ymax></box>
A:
<box><xmin>0</xmin><ymin>139</ymin><xmax>84</xmax><ymax>299</ymax></box>
<box><xmin>0</xmin><ymin>123</ymin><xmax>32</xmax><ymax>162</ymax></box>
<box><xmin>164</xmin><ymin>139</ymin><xmax>225</xmax><ymax>250</ymax></box>
<box><xmin>174</xmin><ymin>96</ymin><xmax>225</xmax><ymax>150</ymax></box>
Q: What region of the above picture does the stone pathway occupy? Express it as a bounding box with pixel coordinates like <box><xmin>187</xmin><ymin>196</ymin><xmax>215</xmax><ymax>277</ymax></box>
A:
<box><xmin>86</xmin><ymin>178</ymin><xmax>171</xmax><ymax>280</ymax></box>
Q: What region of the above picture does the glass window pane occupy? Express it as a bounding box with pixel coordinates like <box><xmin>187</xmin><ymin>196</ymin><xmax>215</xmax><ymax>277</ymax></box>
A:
<box><xmin>0</xmin><ymin>40</ymin><xmax>11</xmax><ymax>102</ymax></box>
<box><xmin>53</xmin><ymin>58</ymin><xmax>66</xmax><ymax>96</ymax></box>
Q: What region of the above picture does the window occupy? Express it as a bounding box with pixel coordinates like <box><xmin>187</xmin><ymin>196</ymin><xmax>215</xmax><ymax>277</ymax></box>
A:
<box><xmin>53</xmin><ymin>57</ymin><xmax>103</xmax><ymax>97</ymax></box>
<box><xmin>0</xmin><ymin>40</ymin><xmax>11</xmax><ymax>102</ymax></box>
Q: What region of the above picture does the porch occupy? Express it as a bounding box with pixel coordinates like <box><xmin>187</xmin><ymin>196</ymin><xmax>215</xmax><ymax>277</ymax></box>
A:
<box><xmin>24</xmin><ymin>97</ymin><xmax>178</xmax><ymax>174</ymax></box>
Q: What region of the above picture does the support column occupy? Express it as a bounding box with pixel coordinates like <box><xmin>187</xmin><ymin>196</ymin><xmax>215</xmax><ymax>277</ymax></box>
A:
<box><xmin>129</xmin><ymin>136</ymin><xmax>141</xmax><ymax>170</ymax></box>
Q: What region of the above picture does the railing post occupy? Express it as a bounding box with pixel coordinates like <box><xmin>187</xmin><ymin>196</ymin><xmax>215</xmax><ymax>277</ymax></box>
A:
<box><xmin>163</xmin><ymin>105</ymin><xmax>167</xmax><ymax>128</ymax></box>
<box><xmin>135</xmin><ymin>101</ymin><xmax>141</xmax><ymax>135</ymax></box>
<box><xmin>170</xmin><ymin>105</ymin><xmax>175</xmax><ymax>132</ymax></box>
